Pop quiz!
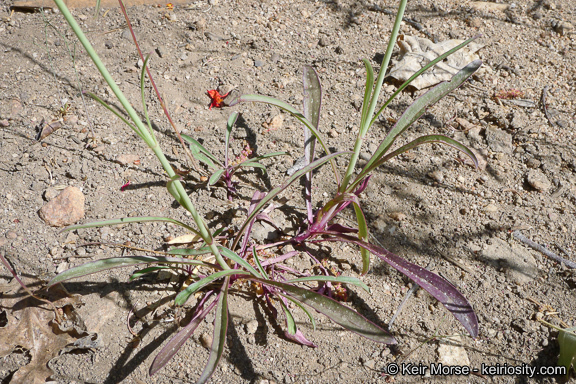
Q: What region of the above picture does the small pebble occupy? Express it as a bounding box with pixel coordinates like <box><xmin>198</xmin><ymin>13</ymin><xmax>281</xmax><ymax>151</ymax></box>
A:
<box><xmin>6</xmin><ymin>231</ymin><xmax>17</xmax><ymax>239</ymax></box>
<box><xmin>427</xmin><ymin>170</ymin><xmax>444</xmax><ymax>183</ymax></box>
<box><xmin>245</xmin><ymin>320</ymin><xmax>258</xmax><ymax>335</ymax></box>
<box><xmin>388</xmin><ymin>212</ymin><xmax>407</xmax><ymax>221</ymax></box>
<box><xmin>254</xmin><ymin>60</ymin><xmax>264</xmax><ymax>67</ymax></box>
<box><xmin>199</xmin><ymin>333</ymin><xmax>212</xmax><ymax>349</ymax></box>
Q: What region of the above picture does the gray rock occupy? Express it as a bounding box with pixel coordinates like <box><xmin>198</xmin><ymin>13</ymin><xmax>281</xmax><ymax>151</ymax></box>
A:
<box><xmin>485</xmin><ymin>126</ymin><xmax>512</xmax><ymax>154</ymax></box>
<box><xmin>254</xmin><ymin>60</ymin><xmax>265</xmax><ymax>67</ymax></box>
<box><xmin>480</xmin><ymin>238</ymin><xmax>539</xmax><ymax>285</ymax></box>
<box><xmin>121</xmin><ymin>29</ymin><xmax>132</xmax><ymax>41</ymax></box>
<box><xmin>510</xmin><ymin>110</ymin><xmax>528</xmax><ymax>131</ymax></box>
<box><xmin>252</xmin><ymin>221</ymin><xmax>279</xmax><ymax>242</ymax></box>
<box><xmin>526</xmin><ymin>170</ymin><xmax>551</xmax><ymax>192</ymax></box>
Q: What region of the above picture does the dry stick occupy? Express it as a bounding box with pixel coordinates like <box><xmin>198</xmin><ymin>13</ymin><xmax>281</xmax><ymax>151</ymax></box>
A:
<box><xmin>388</xmin><ymin>262</ymin><xmax>433</xmax><ymax>330</ymax></box>
<box><xmin>513</xmin><ymin>230</ymin><xmax>576</xmax><ymax>269</ymax></box>
<box><xmin>0</xmin><ymin>253</ymin><xmax>62</xmax><ymax>323</ymax></box>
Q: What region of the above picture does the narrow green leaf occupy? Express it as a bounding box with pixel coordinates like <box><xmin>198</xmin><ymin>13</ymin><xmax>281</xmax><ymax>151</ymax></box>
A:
<box><xmin>225</xmin><ymin>112</ymin><xmax>239</xmax><ymax>167</ymax></box>
<box><xmin>230</xmin><ymin>94</ymin><xmax>339</xmax><ymax>182</ymax></box>
<box><xmin>279</xmin><ymin>298</ymin><xmax>297</xmax><ymax>335</ymax></box>
<box><xmin>281</xmin><ymin>295</ymin><xmax>316</xmax><ymax>331</ymax></box>
<box><xmin>181</xmin><ymin>134</ymin><xmax>221</xmax><ymax>167</ymax></box>
<box><xmin>238</xmin><ymin>162</ymin><xmax>266</xmax><ymax>170</ymax></box>
<box><xmin>252</xmin><ymin>247</ymin><xmax>269</xmax><ymax>279</ymax></box>
<box><xmin>231</xmin><ymin>151</ymin><xmax>349</xmax><ymax>250</ymax></box>
<box><xmin>130</xmin><ymin>266</ymin><xmax>169</xmax><ymax>281</ymax></box>
<box><xmin>196</xmin><ymin>278</ymin><xmax>230</xmax><ymax>384</ymax></box>
<box><xmin>60</xmin><ymin>216</ymin><xmax>201</xmax><ymax>238</ymax></box>
<box><xmin>251</xmin><ymin>278</ymin><xmax>395</xmax><ymax>343</ymax></box>
<box><xmin>354</xmin><ymin>60</ymin><xmax>482</xmax><ymax>190</ymax></box>
<box><xmin>208</xmin><ymin>169</ymin><xmax>225</xmax><ymax>186</ymax></box>
<box><xmin>218</xmin><ymin>246</ymin><xmax>261</xmax><ymax>278</ymax></box>
<box><xmin>359</xmin><ymin>58</ymin><xmax>374</xmax><ymax>129</ymax></box>
<box><xmin>168</xmin><ymin>246</ymin><xmax>212</xmax><ymax>256</ymax></box>
<box><xmin>175</xmin><ymin>269</ymin><xmax>248</xmax><ymax>306</ymax></box>
<box><xmin>48</xmin><ymin>256</ymin><xmax>207</xmax><ymax>287</ymax></box>
<box><xmin>352</xmin><ymin>202</ymin><xmax>370</xmax><ymax>275</ymax></box>
<box><xmin>285</xmin><ymin>275</ymin><xmax>370</xmax><ymax>293</ymax></box>
<box><xmin>558</xmin><ymin>326</ymin><xmax>576</xmax><ymax>374</ymax></box>
<box><xmin>371</xmin><ymin>35</ymin><xmax>480</xmax><ymax>126</ymax></box>
<box><xmin>372</xmin><ymin>134</ymin><xmax>479</xmax><ymax>170</ymax></box>
<box><xmin>85</xmin><ymin>92</ymin><xmax>141</xmax><ymax>138</ymax></box>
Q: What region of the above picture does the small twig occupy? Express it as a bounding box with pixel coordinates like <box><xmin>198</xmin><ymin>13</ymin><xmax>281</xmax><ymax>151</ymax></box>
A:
<box><xmin>555</xmin><ymin>243</ymin><xmax>572</xmax><ymax>258</ymax></box>
<box><xmin>311</xmin><ymin>4</ymin><xmax>326</xmax><ymax>18</ymax></box>
<box><xmin>541</xmin><ymin>86</ymin><xmax>554</xmax><ymax>126</ymax></box>
<box><xmin>513</xmin><ymin>230</ymin><xmax>576</xmax><ymax>269</ymax></box>
<box><xmin>0</xmin><ymin>253</ymin><xmax>62</xmax><ymax>323</ymax></box>
<box><xmin>388</xmin><ymin>262</ymin><xmax>433</xmax><ymax>330</ymax></box>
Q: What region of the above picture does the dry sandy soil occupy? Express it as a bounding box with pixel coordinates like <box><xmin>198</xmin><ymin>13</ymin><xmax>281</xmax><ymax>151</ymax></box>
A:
<box><xmin>1</xmin><ymin>0</ymin><xmax>576</xmax><ymax>383</ymax></box>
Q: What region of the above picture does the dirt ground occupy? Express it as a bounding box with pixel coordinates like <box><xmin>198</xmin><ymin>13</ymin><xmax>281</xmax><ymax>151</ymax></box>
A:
<box><xmin>1</xmin><ymin>0</ymin><xmax>576</xmax><ymax>383</ymax></box>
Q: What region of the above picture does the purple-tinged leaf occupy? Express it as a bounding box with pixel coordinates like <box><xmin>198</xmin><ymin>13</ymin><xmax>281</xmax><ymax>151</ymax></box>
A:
<box><xmin>260</xmin><ymin>251</ymin><xmax>299</xmax><ymax>267</ymax></box>
<box><xmin>284</xmin><ymin>328</ymin><xmax>317</xmax><ymax>348</ymax></box>
<box><xmin>48</xmin><ymin>256</ymin><xmax>209</xmax><ymax>287</ymax></box>
<box><xmin>325</xmin><ymin>223</ymin><xmax>358</xmax><ymax>234</ymax></box>
<box><xmin>315</xmin><ymin>234</ymin><xmax>479</xmax><ymax>338</ymax></box>
<box><xmin>250</xmin><ymin>278</ymin><xmax>395</xmax><ymax>344</ymax></box>
<box><xmin>352</xmin><ymin>201</ymin><xmax>371</xmax><ymax>275</ymax></box>
<box><xmin>196</xmin><ymin>278</ymin><xmax>230</xmax><ymax>384</ymax></box>
<box><xmin>149</xmin><ymin>294</ymin><xmax>218</xmax><ymax>376</ymax></box>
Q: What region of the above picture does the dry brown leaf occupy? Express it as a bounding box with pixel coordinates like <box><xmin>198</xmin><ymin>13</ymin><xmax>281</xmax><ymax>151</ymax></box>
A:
<box><xmin>0</xmin><ymin>280</ymin><xmax>84</xmax><ymax>384</ymax></box>
<box><xmin>387</xmin><ymin>35</ymin><xmax>484</xmax><ymax>90</ymax></box>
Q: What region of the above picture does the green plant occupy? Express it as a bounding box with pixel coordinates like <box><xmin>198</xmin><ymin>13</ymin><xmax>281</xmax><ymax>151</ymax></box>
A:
<box><xmin>44</xmin><ymin>0</ymin><xmax>482</xmax><ymax>383</ymax></box>
<box><xmin>182</xmin><ymin>112</ymin><xmax>287</xmax><ymax>200</ymax></box>
<box><xmin>230</xmin><ymin>2</ymin><xmax>481</xmax><ymax>337</ymax></box>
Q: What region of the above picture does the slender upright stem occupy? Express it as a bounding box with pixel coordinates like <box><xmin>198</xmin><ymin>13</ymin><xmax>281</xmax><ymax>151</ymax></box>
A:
<box><xmin>340</xmin><ymin>0</ymin><xmax>407</xmax><ymax>191</ymax></box>
<box><xmin>53</xmin><ymin>0</ymin><xmax>228</xmax><ymax>269</ymax></box>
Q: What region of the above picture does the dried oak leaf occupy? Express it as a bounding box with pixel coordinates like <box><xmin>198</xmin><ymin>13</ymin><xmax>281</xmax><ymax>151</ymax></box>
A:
<box><xmin>387</xmin><ymin>35</ymin><xmax>484</xmax><ymax>90</ymax></box>
<box><xmin>0</xmin><ymin>280</ymin><xmax>82</xmax><ymax>384</ymax></box>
